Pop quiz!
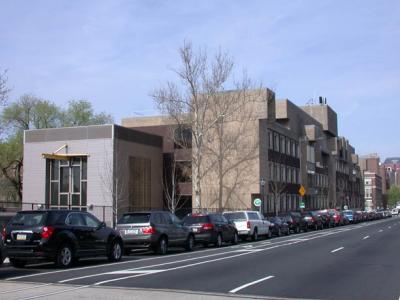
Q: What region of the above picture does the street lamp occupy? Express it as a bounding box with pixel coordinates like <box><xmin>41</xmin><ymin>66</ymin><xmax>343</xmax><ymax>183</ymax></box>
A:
<box><xmin>260</xmin><ymin>177</ymin><xmax>266</xmax><ymax>215</ymax></box>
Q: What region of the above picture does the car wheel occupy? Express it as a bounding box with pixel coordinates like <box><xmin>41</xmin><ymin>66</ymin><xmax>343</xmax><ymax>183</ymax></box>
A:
<box><xmin>232</xmin><ymin>231</ymin><xmax>239</xmax><ymax>244</ymax></box>
<box><xmin>108</xmin><ymin>240</ymin><xmax>123</xmax><ymax>262</ymax></box>
<box><xmin>215</xmin><ymin>233</ymin><xmax>223</xmax><ymax>247</ymax></box>
<box><xmin>56</xmin><ymin>243</ymin><xmax>74</xmax><ymax>268</ymax></box>
<box><xmin>9</xmin><ymin>258</ymin><xmax>27</xmax><ymax>268</ymax></box>
<box><xmin>185</xmin><ymin>235</ymin><xmax>194</xmax><ymax>251</ymax></box>
<box><xmin>296</xmin><ymin>226</ymin><xmax>300</xmax><ymax>234</ymax></box>
<box><xmin>252</xmin><ymin>229</ymin><xmax>258</xmax><ymax>241</ymax></box>
<box><xmin>157</xmin><ymin>236</ymin><xmax>168</xmax><ymax>255</ymax></box>
<box><xmin>277</xmin><ymin>228</ymin><xmax>282</xmax><ymax>237</ymax></box>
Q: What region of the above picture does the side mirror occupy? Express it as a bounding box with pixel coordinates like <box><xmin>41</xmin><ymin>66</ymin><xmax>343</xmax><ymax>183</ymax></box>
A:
<box><xmin>98</xmin><ymin>222</ymin><xmax>106</xmax><ymax>229</ymax></box>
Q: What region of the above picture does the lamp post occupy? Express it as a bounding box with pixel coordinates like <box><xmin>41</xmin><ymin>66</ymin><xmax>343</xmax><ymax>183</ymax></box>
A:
<box><xmin>260</xmin><ymin>177</ymin><xmax>266</xmax><ymax>215</ymax></box>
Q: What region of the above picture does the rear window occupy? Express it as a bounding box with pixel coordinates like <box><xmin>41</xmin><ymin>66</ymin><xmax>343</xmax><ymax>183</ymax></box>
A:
<box><xmin>183</xmin><ymin>215</ymin><xmax>210</xmax><ymax>225</ymax></box>
<box><xmin>11</xmin><ymin>212</ymin><xmax>47</xmax><ymax>226</ymax></box>
<box><xmin>118</xmin><ymin>213</ymin><xmax>151</xmax><ymax>224</ymax></box>
<box><xmin>223</xmin><ymin>212</ymin><xmax>246</xmax><ymax>221</ymax></box>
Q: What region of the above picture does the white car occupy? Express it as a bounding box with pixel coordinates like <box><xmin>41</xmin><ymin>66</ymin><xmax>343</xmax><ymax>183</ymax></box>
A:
<box><xmin>223</xmin><ymin>211</ymin><xmax>270</xmax><ymax>241</ymax></box>
<box><xmin>391</xmin><ymin>208</ymin><xmax>399</xmax><ymax>216</ymax></box>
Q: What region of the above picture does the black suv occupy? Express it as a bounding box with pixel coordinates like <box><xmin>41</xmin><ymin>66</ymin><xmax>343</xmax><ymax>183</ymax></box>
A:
<box><xmin>116</xmin><ymin>211</ymin><xmax>194</xmax><ymax>255</ymax></box>
<box><xmin>182</xmin><ymin>213</ymin><xmax>238</xmax><ymax>247</ymax></box>
<box><xmin>4</xmin><ymin>210</ymin><xmax>123</xmax><ymax>268</ymax></box>
<box><xmin>279</xmin><ymin>212</ymin><xmax>307</xmax><ymax>233</ymax></box>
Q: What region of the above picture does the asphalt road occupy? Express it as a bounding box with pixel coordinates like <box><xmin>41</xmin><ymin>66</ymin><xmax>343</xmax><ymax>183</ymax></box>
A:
<box><xmin>1</xmin><ymin>217</ymin><xmax>400</xmax><ymax>300</ymax></box>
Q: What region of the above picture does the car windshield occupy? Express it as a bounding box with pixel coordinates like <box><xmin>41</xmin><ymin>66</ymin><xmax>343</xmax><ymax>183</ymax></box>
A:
<box><xmin>223</xmin><ymin>212</ymin><xmax>246</xmax><ymax>220</ymax></box>
<box><xmin>11</xmin><ymin>212</ymin><xmax>47</xmax><ymax>226</ymax></box>
<box><xmin>183</xmin><ymin>216</ymin><xmax>210</xmax><ymax>225</ymax></box>
<box><xmin>118</xmin><ymin>213</ymin><xmax>151</xmax><ymax>224</ymax></box>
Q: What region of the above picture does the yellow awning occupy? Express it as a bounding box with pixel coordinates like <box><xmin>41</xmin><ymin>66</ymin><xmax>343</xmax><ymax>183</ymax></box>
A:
<box><xmin>42</xmin><ymin>153</ymin><xmax>89</xmax><ymax>161</ymax></box>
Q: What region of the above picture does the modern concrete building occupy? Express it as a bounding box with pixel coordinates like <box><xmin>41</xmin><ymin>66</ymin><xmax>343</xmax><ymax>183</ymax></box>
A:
<box><xmin>23</xmin><ymin>124</ymin><xmax>163</xmax><ymax>225</ymax></box>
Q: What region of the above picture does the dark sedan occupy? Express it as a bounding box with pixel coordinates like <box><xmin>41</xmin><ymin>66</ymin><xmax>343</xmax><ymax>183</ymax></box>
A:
<box><xmin>267</xmin><ymin>216</ymin><xmax>290</xmax><ymax>237</ymax></box>
<box><xmin>182</xmin><ymin>213</ymin><xmax>238</xmax><ymax>247</ymax></box>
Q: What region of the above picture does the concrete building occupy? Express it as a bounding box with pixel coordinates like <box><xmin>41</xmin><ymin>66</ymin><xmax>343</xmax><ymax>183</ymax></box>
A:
<box><xmin>359</xmin><ymin>154</ymin><xmax>388</xmax><ymax>210</ymax></box>
<box><xmin>23</xmin><ymin>124</ymin><xmax>163</xmax><ymax>225</ymax></box>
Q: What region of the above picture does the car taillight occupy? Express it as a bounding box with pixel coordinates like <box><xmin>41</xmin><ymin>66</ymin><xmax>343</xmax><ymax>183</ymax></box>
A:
<box><xmin>202</xmin><ymin>223</ymin><xmax>214</xmax><ymax>230</ymax></box>
<box><xmin>311</xmin><ymin>217</ymin><xmax>315</xmax><ymax>222</ymax></box>
<box><xmin>247</xmin><ymin>221</ymin><xmax>251</xmax><ymax>229</ymax></box>
<box><xmin>142</xmin><ymin>226</ymin><xmax>155</xmax><ymax>234</ymax></box>
<box><xmin>1</xmin><ymin>227</ymin><xmax>6</xmax><ymax>241</ymax></box>
<box><xmin>41</xmin><ymin>226</ymin><xmax>55</xmax><ymax>239</ymax></box>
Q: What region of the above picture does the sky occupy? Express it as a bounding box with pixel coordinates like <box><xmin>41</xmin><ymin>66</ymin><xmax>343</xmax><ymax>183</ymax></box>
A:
<box><xmin>1</xmin><ymin>0</ymin><xmax>399</xmax><ymax>159</ymax></box>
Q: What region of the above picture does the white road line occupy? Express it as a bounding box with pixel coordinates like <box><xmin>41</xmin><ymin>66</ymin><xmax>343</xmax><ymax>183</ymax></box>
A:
<box><xmin>229</xmin><ymin>275</ymin><xmax>275</xmax><ymax>293</ymax></box>
<box><xmin>17</xmin><ymin>285</ymin><xmax>89</xmax><ymax>300</ymax></box>
<box><xmin>379</xmin><ymin>229</ymin><xmax>384</xmax><ymax>232</ymax></box>
<box><xmin>363</xmin><ymin>236</ymin><xmax>370</xmax><ymax>240</ymax></box>
<box><xmin>0</xmin><ymin>283</ymin><xmax>53</xmax><ymax>294</ymax></box>
<box><xmin>388</xmin><ymin>226</ymin><xmax>392</xmax><ymax>229</ymax></box>
<box><xmin>331</xmin><ymin>247</ymin><xmax>344</xmax><ymax>253</ymax></box>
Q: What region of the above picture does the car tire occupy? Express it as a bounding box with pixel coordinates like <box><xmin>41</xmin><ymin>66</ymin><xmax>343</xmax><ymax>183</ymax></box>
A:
<box><xmin>231</xmin><ymin>231</ymin><xmax>239</xmax><ymax>245</ymax></box>
<box><xmin>185</xmin><ymin>235</ymin><xmax>194</xmax><ymax>251</ymax></box>
<box><xmin>252</xmin><ymin>229</ymin><xmax>258</xmax><ymax>241</ymax></box>
<box><xmin>157</xmin><ymin>236</ymin><xmax>168</xmax><ymax>255</ymax></box>
<box><xmin>56</xmin><ymin>243</ymin><xmax>74</xmax><ymax>268</ymax></box>
<box><xmin>108</xmin><ymin>239</ymin><xmax>123</xmax><ymax>262</ymax></box>
<box><xmin>296</xmin><ymin>226</ymin><xmax>300</xmax><ymax>234</ymax></box>
<box><xmin>277</xmin><ymin>228</ymin><xmax>282</xmax><ymax>237</ymax></box>
<box><xmin>215</xmin><ymin>233</ymin><xmax>223</xmax><ymax>247</ymax></box>
<box><xmin>9</xmin><ymin>258</ymin><xmax>27</xmax><ymax>268</ymax></box>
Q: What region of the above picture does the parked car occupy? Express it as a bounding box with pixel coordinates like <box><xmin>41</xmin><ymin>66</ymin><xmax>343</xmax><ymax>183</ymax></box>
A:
<box><xmin>117</xmin><ymin>211</ymin><xmax>194</xmax><ymax>255</ymax></box>
<box><xmin>328</xmin><ymin>209</ymin><xmax>342</xmax><ymax>226</ymax></box>
<box><xmin>301</xmin><ymin>211</ymin><xmax>323</xmax><ymax>230</ymax></box>
<box><xmin>342</xmin><ymin>210</ymin><xmax>355</xmax><ymax>223</ymax></box>
<box><xmin>267</xmin><ymin>216</ymin><xmax>290</xmax><ymax>237</ymax></box>
<box><xmin>223</xmin><ymin>211</ymin><xmax>270</xmax><ymax>241</ymax></box>
<box><xmin>391</xmin><ymin>208</ymin><xmax>399</xmax><ymax>216</ymax></box>
<box><xmin>4</xmin><ymin>210</ymin><xmax>123</xmax><ymax>268</ymax></box>
<box><xmin>0</xmin><ymin>229</ymin><xmax>5</xmax><ymax>266</ymax></box>
<box><xmin>317</xmin><ymin>210</ymin><xmax>335</xmax><ymax>228</ymax></box>
<box><xmin>279</xmin><ymin>212</ymin><xmax>307</xmax><ymax>233</ymax></box>
<box><xmin>182</xmin><ymin>213</ymin><xmax>238</xmax><ymax>247</ymax></box>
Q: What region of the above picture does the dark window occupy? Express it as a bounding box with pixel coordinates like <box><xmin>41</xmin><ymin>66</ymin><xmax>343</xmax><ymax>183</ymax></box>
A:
<box><xmin>11</xmin><ymin>212</ymin><xmax>47</xmax><ymax>226</ymax></box>
<box><xmin>83</xmin><ymin>213</ymin><xmax>101</xmax><ymax>227</ymax></box>
<box><xmin>248</xmin><ymin>212</ymin><xmax>260</xmax><ymax>220</ymax></box>
<box><xmin>66</xmin><ymin>213</ymin><xmax>85</xmax><ymax>226</ymax></box>
<box><xmin>223</xmin><ymin>212</ymin><xmax>246</xmax><ymax>220</ymax></box>
<box><xmin>118</xmin><ymin>213</ymin><xmax>151</xmax><ymax>224</ymax></box>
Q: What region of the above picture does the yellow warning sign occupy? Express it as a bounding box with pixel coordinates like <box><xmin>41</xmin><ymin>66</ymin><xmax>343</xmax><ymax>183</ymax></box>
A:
<box><xmin>298</xmin><ymin>185</ymin><xmax>306</xmax><ymax>197</ymax></box>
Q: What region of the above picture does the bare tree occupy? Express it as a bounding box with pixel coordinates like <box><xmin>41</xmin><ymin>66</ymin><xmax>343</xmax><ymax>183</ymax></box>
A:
<box><xmin>153</xmin><ymin>40</ymin><xmax>263</xmax><ymax>211</ymax></box>
<box><xmin>0</xmin><ymin>69</ymin><xmax>10</xmax><ymax>106</ymax></box>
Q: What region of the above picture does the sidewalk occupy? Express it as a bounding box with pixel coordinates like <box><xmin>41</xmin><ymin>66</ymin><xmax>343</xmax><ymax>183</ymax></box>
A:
<box><xmin>0</xmin><ymin>281</ymin><xmax>306</xmax><ymax>300</ymax></box>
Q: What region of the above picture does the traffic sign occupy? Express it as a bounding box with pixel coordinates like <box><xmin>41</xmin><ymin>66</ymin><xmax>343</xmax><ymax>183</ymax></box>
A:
<box><xmin>300</xmin><ymin>201</ymin><xmax>305</xmax><ymax>209</ymax></box>
<box><xmin>253</xmin><ymin>198</ymin><xmax>262</xmax><ymax>207</ymax></box>
<box><xmin>298</xmin><ymin>185</ymin><xmax>306</xmax><ymax>197</ymax></box>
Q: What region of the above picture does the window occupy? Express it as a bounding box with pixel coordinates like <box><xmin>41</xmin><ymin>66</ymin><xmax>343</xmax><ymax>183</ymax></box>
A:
<box><xmin>248</xmin><ymin>212</ymin><xmax>260</xmax><ymax>220</ymax></box>
<box><xmin>83</xmin><ymin>213</ymin><xmax>101</xmax><ymax>227</ymax></box>
<box><xmin>280</xmin><ymin>135</ymin><xmax>285</xmax><ymax>154</ymax></box>
<box><xmin>66</xmin><ymin>213</ymin><xmax>85</xmax><ymax>226</ymax></box>
<box><xmin>286</xmin><ymin>138</ymin><xmax>291</xmax><ymax>155</ymax></box>
<box><xmin>46</xmin><ymin>157</ymin><xmax>88</xmax><ymax>210</ymax></box>
<box><xmin>268</xmin><ymin>131</ymin><xmax>274</xmax><ymax>150</ymax></box>
<box><xmin>274</xmin><ymin>133</ymin><xmax>279</xmax><ymax>152</ymax></box>
<box><xmin>282</xmin><ymin>166</ymin><xmax>286</xmax><ymax>183</ymax></box>
<box><xmin>307</xmin><ymin>145</ymin><xmax>315</xmax><ymax>163</ymax></box>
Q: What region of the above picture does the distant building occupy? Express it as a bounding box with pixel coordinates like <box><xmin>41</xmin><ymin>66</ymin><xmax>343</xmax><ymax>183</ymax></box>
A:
<box><xmin>383</xmin><ymin>157</ymin><xmax>400</xmax><ymax>186</ymax></box>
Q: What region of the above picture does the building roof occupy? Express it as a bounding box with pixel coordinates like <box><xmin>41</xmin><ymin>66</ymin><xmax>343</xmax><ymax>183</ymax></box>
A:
<box><xmin>384</xmin><ymin>157</ymin><xmax>400</xmax><ymax>164</ymax></box>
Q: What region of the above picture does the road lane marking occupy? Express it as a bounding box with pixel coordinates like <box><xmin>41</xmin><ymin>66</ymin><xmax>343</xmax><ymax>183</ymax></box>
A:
<box><xmin>363</xmin><ymin>236</ymin><xmax>370</xmax><ymax>240</ymax></box>
<box><xmin>331</xmin><ymin>247</ymin><xmax>344</xmax><ymax>253</ymax></box>
<box><xmin>107</xmin><ymin>270</ymin><xmax>164</xmax><ymax>275</ymax></box>
<box><xmin>229</xmin><ymin>275</ymin><xmax>275</xmax><ymax>293</ymax></box>
<box><xmin>379</xmin><ymin>229</ymin><xmax>384</xmax><ymax>232</ymax></box>
<box><xmin>388</xmin><ymin>226</ymin><xmax>391</xmax><ymax>229</ymax></box>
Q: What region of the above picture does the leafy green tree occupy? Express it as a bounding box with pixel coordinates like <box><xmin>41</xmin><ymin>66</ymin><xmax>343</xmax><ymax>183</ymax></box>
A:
<box><xmin>61</xmin><ymin>100</ymin><xmax>113</xmax><ymax>126</ymax></box>
<box><xmin>0</xmin><ymin>69</ymin><xmax>10</xmax><ymax>105</ymax></box>
<box><xmin>388</xmin><ymin>186</ymin><xmax>400</xmax><ymax>207</ymax></box>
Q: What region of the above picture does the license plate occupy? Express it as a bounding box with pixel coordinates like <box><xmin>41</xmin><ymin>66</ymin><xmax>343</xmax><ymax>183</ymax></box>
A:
<box><xmin>125</xmin><ymin>229</ymin><xmax>139</xmax><ymax>235</ymax></box>
<box><xmin>16</xmin><ymin>234</ymin><xmax>27</xmax><ymax>241</ymax></box>
<box><xmin>192</xmin><ymin>228</ymin><xmax>199</xmax><ymax>233</ymax></box>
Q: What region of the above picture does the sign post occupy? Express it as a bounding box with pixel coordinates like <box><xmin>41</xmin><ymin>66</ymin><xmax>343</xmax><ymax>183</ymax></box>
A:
<box><xmin>298</xmin><ymin>185</ymin><xmax>306</xmax><ymax>210</ymax></box>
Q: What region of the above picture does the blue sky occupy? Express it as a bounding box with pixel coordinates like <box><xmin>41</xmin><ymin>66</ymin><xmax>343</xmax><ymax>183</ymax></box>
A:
<box><xmin>1</xmin><ymin>0</ymin><xmax>399</xmax><ymax>159</ymax></box>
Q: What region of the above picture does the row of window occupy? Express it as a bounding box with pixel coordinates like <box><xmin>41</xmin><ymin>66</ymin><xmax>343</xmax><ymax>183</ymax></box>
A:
<box><xmin>268</xmin><ymin>130</ymin><xmax>299</xmax><ymax>158</ymax></box>
<box><xmin>265</xmin><ymin>194</ymin><xmax>301</xmax><ymax>213</ymax></box>
<box><xmin>307</xmin><ymin>173</ymin><xmax>329</xmax><ymax>188</ymax></box>
<box><xmin>268</xmin><ymin>162</ymin><xmax>300</xmax><ymax>184</ymax></box>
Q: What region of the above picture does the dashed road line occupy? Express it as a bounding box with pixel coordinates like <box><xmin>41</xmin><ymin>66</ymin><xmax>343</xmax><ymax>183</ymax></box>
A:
<box><xmin>363</xmin><ymin>236</ymin><xmax>370</xmax><ymax>240</ymax></box>
<box><xmin>229</xmin><ymin>275</ymin><xmax>275</xmax><ymax>293</ymax></box>
<box><xmin>331</xmin><ymin>247</ymin><xmax>344</xmax><ymax>253</ymax></box>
